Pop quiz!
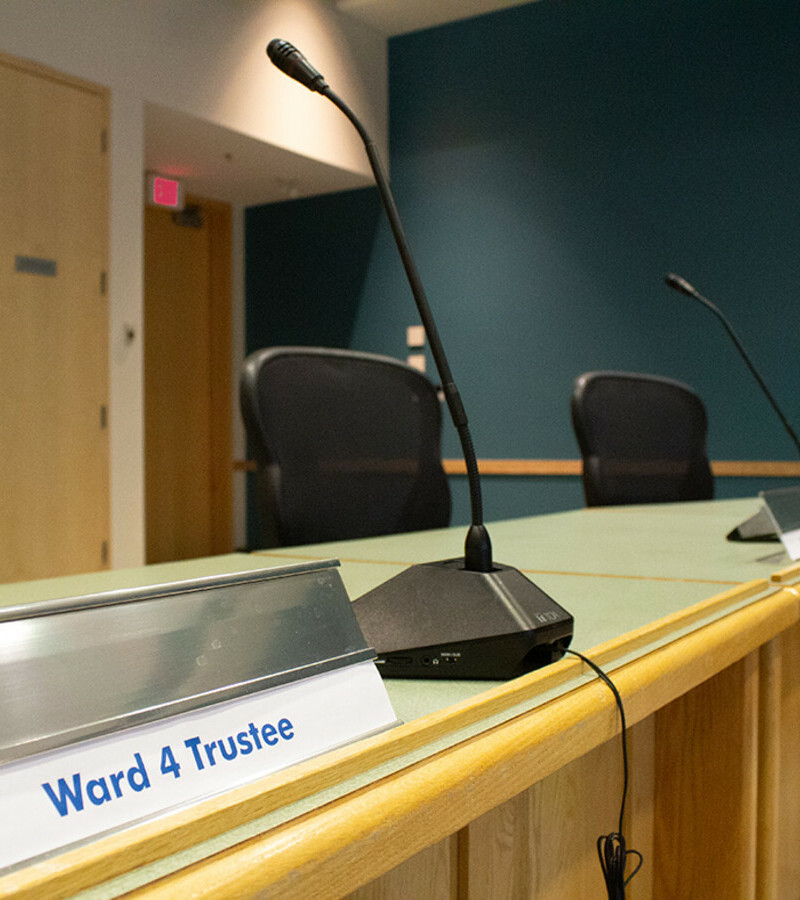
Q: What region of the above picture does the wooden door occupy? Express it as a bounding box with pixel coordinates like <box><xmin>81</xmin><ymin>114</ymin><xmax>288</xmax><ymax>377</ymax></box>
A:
<box><xmin>144</xmin><ymin>197</ymin><xmax>233</xmax><ymax>564</ymax></box>
<box><xmin>0</xmin><ymin>53</ymin><xmax>109</xmax><ymax>583</ymax></box>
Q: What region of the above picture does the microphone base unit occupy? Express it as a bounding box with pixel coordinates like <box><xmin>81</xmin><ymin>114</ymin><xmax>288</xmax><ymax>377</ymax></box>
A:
<box><xmin>351</xmin><ymin>559</ymin><xmax>574</xmax><ymax>680</ymax></box>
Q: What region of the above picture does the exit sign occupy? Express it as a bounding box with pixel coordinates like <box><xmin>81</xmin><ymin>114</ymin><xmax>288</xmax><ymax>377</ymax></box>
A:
<box><xmin>147</xmin><ymin>174</ymin><xmax>184</xmax><ymax>210</ymax></box>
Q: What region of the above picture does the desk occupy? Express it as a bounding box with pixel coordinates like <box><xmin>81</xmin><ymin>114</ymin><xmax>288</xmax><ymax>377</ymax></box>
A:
<box><xmin>1</xmin><ymin>498</ymin><xmax>799</xmax><ymax>898</ymax></box>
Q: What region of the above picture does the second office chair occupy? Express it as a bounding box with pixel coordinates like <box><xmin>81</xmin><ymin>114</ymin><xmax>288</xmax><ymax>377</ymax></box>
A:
<box><xmin>571</xmin><ymin>370</ymin><xmax>714</xmax><ymax>507</ymax></box>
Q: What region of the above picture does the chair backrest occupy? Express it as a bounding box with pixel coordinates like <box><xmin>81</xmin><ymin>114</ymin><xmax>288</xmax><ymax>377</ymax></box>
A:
<box><xmin>571</xmin><ymin>370</ymin><xmax>714</xmax><ymax>507</ymax></box>
<box><xmin>240</xmin><ymin>346</ymin><xmax>451</xmax><ymax>548</ymax></box>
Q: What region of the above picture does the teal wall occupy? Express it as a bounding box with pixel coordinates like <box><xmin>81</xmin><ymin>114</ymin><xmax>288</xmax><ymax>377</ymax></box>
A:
<box><xmin>245</xmin><ymin>0</ymin><xmax>800</xmax><ymax>535</ymax></box>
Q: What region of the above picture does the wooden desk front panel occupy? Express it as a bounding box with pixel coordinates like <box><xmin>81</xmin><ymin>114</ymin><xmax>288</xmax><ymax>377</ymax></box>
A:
<box><xmin>778</xmin><ymin>621</ymin><xmax>800</xmax><ymax>894</ymax></box>
<box><xmin>346</xmin><ymin>630</ymin><xmax>799</xmax><ymax>900</ymax></box>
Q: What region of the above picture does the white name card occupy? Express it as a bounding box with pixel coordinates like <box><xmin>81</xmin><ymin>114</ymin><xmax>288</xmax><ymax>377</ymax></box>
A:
<box><xmin>0</xmin><ymin>661</ymin><xmax>397</xmax><ymax>872</ymax></box>
<box><xmin>760</xmin><ymin>487</ymin><xmax>800</xmax><ymax>562</ymax></box>
<box><xmin>780</xmin><ymin>527</ymin><xmax>800</xmax><ymax>561</ymax></box>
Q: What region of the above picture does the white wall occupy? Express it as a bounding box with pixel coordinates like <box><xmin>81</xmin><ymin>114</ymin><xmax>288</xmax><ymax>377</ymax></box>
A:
<box><xmin>0</xmin><ymin>0</ymin><xmax>388</xmax><ymax>567</ymax></box>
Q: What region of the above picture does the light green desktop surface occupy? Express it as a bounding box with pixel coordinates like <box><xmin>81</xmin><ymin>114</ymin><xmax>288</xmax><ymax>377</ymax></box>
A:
<box><xmin>0</xmin><ymin>497</ymin><xmax>780</xmax><ymax>747</ymax></box>
<box><xmin>0</xmin><ymin>497</ymin><xmax>777</xmax><ymax>691</ymax></box>
<box><xmin>263</xmin><ymin>495</ymin><xmax>775</xmax><ymax>586</ymax></box>
<box><xmin>0</xmin><ymin>497</ymin><xmax>788</xmax><ymax>896</ymax></box>
<box><xmin>259</xmin><ymin>495</ymin><xmax>780</xmax><ymax>659</ymax></box>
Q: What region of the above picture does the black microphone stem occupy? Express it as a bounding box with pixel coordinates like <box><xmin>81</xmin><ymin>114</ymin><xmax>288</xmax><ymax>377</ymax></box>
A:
<box><xmin>265</xmin><ymin>38</ymin><xmax>491</xmax><ymax>569</ymax></box>
<box><xmin>324</xmin><ymin>88</ymin><xmax>490</xmax><ymax>570</ymax></box>
<box><xmin>665</xmin><ymin>273</ymin><xmax>800</xmax><ymax>457</ymax></box>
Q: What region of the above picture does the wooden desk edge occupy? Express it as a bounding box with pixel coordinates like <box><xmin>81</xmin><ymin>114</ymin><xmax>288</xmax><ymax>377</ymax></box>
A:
<box><xmin>771</xmin><ymin>560</ymin><xmax>800</xmax><ymax>583</ymax></box>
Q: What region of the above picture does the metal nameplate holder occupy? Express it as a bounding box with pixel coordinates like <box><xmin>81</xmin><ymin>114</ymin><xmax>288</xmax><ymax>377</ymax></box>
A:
<box><xmin>0</xmin><ymin>560</ymin><xmax>398</xmax><ymax>872</ymax></box>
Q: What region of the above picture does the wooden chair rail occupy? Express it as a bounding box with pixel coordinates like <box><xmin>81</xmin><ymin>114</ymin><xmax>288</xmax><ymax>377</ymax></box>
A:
<box><xmin>235</xmin><ymin>458</ymin><xmax>800</xmax><ymax>478</ymax></box>
<box><xmin>442</xmin><ymin>459</ymin><xmax>800</xmax><ymax>478</ymax></box>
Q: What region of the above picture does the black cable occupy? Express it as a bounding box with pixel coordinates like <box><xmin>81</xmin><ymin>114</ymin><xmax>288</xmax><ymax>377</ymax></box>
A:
<box><xmin>565</xmin><ymin>649</ymin><xmax>643</xmax><ymax>898</ymax></box>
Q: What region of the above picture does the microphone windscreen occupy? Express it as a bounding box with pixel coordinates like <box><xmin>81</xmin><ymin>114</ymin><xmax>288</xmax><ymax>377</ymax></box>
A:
<box><xmin>266</xmin><ymin>39</ymin><xmax>328</xmax><ymax>92</ymax></box>
<box><xmin>267</xmin><ymin>39</ymin><xmax>293</xmax><ymax>67</ymax></box>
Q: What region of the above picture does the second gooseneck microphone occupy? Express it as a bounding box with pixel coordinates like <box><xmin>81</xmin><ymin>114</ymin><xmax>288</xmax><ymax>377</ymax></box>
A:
<box><xmin>664</xmin><ymin>272</ymin><xmax>800</xmax><ymax>456</ymax></box>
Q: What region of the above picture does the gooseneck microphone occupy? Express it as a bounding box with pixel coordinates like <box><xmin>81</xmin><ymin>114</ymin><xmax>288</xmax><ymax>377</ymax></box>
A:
<box><xmin>269</xmin><ymin>39</ymin><xmax>490</xmax><ymax>571</ymax></box>
<box><xmin>664</xmin><ymin>273</ymin><xmax>800</xmax><ymax>456</ymax></box>
<box><xmin>267</xmin><ymin>38</ymin><xmax>328</xmax><ymax>93</ymax></box>
<box><xmin>266</xmin><ymin>39</ymin><xmax>573</xmax><ymax>680</ymax></box>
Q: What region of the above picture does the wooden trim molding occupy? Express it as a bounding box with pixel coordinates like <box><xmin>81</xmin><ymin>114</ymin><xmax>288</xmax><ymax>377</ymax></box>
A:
<box><xmin>0</xmin><ymin>49</ymin><xmax>110</xmax><ymax>97</ymax></box>
<box><xmin>204</xmin><ymin>197</ymin><xmax>234</xmax><ymax>553</ymax></box>
<box><xmin>443</xmin><ymin>459</ymin><xmax>581</xmax><ymax>476</ymax></box>
<box><xmin>235</xmin><ymin>458</ymin><xmax>800</xmax><ymax>478</ymax></box>
<box><xmin>710</xmin><ymin>460</ymin><xmax>800</xmax><ymax>477</ymax></box>
<box><xmin>442</xmin><ymin>459</ymin><xmax>800</xmax><ymax>478</ymax></box>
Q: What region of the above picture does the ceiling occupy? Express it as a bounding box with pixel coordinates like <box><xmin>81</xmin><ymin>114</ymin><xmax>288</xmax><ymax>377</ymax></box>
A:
<box><xmin>144</xmin><ymin>104</ymin><xmax>372</xmax><ymax>209</ymax></box>
<box><xmin>144</xmin><ymin>1</ymin><xmax>532</xmax><ymax>208</ymax></box>
<box><xmin>334</xmin><ymin>0</ymin><xmax>535</xmax><ymax>36</ymax></box>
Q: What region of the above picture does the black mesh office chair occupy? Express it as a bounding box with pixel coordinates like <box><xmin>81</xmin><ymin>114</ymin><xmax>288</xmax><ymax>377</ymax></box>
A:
<box><xmin>240</xmin><ymin>347</ymin><xmax>451</xmax><ymax>548</ymax></box>
<box><xmin>571</xmin><ymin>371</ymin><xmax>714</xmax><ymax>507</ymax></box>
